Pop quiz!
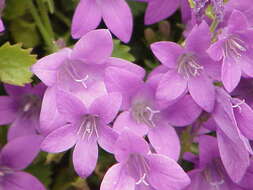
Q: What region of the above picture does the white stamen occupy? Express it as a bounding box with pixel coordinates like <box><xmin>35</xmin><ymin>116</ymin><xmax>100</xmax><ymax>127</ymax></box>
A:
<box><xmin>136</xmin><ymin>173</ymin><xmax>149</xmax><ymax>186</ymax></box>
<box><xmin>232</xmin><ymin>99</ymin><xmax>245</xmax><ymax>112</ymax></box>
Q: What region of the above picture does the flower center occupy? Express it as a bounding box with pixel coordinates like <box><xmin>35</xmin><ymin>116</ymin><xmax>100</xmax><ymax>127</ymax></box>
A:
<box><xmin>223</xmin><ymin>36</ymin><xmax>247</xmax><ymax>61</ymax></box>
<box><xmin>231</xmin><ymin>98</ymin><xmax>245</xmax><ymax>112</ymax></box>
<box><xmin>128</xmin><ymin>154</ymin><xmax>150</xmax><ymax>186</ymax></box>
<box><xmin>0</xmin><ymin>166</ymin><xmax>13</xmax><ymax>178</ymax></box>
<box><xmin>20</xmin><ymin>94</ymin><xmax>41</xmax><ymax>119</ymax></box>
<box><xmin>77</xmin><ymin>115</ymin><xmax>99</xmax><ymax>141</ymax></box>
<box><xmin>64</xmin><ymin>61</ymin><xmax>89</xmax><ymax>88</ymax></box>
<box><xmin>203</xmin><ymin>159</ymin><xmax>225</xmax><ymax>189</ymax></box>
<box><xmin>131</xmin><ymin>103</ymin><xmax>160</xmax><ymax>128</ymax></box>
<box><xmin>177</xmin><ymin>53</ymin><xmax>203</xmax><ymax>79</ymax></box>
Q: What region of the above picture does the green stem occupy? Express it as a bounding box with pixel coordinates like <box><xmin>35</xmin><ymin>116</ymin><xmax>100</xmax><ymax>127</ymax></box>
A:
<box><xmin>210</xmin><ymin>17</ymin><xmax>219</xmax><ymax>33</ymax></box>
<box><xmin>36</xmin><ymin>0</ymin><xmax>54</xmax><ymax>38</ymax></box>
<box><xmin>55</xmin><ymin>10</ymin><xmax>71</xmax><ymax>27</ymax></box>
<box><xmin>28</xmin><ymin>1</ymin><xmax>57</xmax><ymax>53</ymax></box>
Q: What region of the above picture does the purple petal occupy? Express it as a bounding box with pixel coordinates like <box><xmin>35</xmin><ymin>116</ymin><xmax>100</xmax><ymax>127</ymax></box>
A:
<box><xmin>72</xmin><ymin>29</ymin><xmax>113</xmax><ymax>64</ymax></box>
<box><xmin>98</xmin><ymin>124</ymin><xmax>118</xmax><ymax>153</ymax></box>
<box><xmin>40</xmin><ymin>87</ymin><xmax>67</xmax><ymax>135</ymax></box>
<box><xmin>207</xmin><ymin>39</ymin><xmax>225</xmax><ymax>61</ymax></box>
<box><xmin>71</xmin><ymin>0</ymin><xmax>102</xmax><ymax>39</ymax></box>
<box><xmin>108</xmin><ymin>57</ymin><xmax>145</xmax><ymax>79</ymax></box>
<box><xmin>3</xmin><ymin>171</ymin><xmax>45</xmax><ymax>190</ymax></box>
<box><xmin>145</xmin><ymin>0</ymin><xmax>180</xmax><ymax>25</ymax></box>
<box><xmin>148</xmin><ymin>123</ymin><xmax>180</xmax><ymax>161</ymax></box>
<box><xmin>8</xmin><ymin>117</ymin><xmax>39</xmax><ymax>141</ymax></box>
<box><xmin>114</xmin><ymin>130</ymin><xmax>149</xmax><ymax>163</ymax></box>
<box><xmin>73</xmin><ymin>138</ymin><xmax>98</xmax><ymax>178</ymax></box>
<box><xmin>0</xmin><ymin>96</ymin><xmax>17</xmax><ymax>125</ymax></box>
<box><xmin>240</xmin><ymin>54</ymin><xmax>253</xmax><ymax>77</ymax></box>
<box><xmin>163</xmin><ymin>94</ymin><xmax>202</xmax><ymax>126</ymax></box>
<box><xmin>234</xmin><ymin>100</ymin><xmax>253</xmax><ymax>140</ymax></box>
<box><xmin>185</xmin><ymin>21</ymin><xmax>211</xmax><ymax>53</ymax></box>
<box><xmin>90</xmin><ymin>93</ymin><xmax>122</xmax><ymax>124</ymax></box>
<box><xmin>222</xmin><ymin>56</ymin><xmax>241</xmax><ymax>92</ymax></box>
<box><xmin>0</xmin><ymin>135</ymin><xmax>43</xmax><ymax>170</ymax></box>
<box><xmin>105</xmin><ymin>67</ymin><xmax>144</xmax><ymax>109</ymax></box>
<box><xmin>151</xmin><ymin>42</ymin><xmax>183</xmax><ymax>68</ymax></box>
<box><xmin>156</xmin><ymin>71</ymin><xmax>187</xmax><ymax>102</ymax></box>
<box><xmin>113</xmin><ymin>111</ymin><xmax>149</xmax><ymax>137</ymax></box>
<box><xmin>100</xmin><ymin>163</ymin><xmax>135</xmax><ymax>190</ymax></box>
<box><xmin>147</xmin><ymin>154</ymin><xmax>191</xmax><ymax>190</ymax></box>
<box><xmin>99</xmin><ymin>0</ymin><xmax>133</xmax><ymax>43</ymax></box>
<box><xmin>217</xmin><ymin>130</ymin><xmax>250</xmax><ymax>183</ymax></box>
<box><xmin>188</xmin><ymin>73</ymin><xmax>215</xmax><ymax>112</ymax></box>
<box><xmin>56</xmin><ymin>90</ymin><xmax>87</xmax><ymax>122</ymax></box>
<box><xmin>0</xmin><ymin>19</ymin><xmax>4</xmax><ymax>32</ymax></box>
<box><xmin>31</xmin><ymin>48</ymin><xmax>71</xmax><ymax>86</ymax></box>
<box><xmin>41</xmin><ymin>124</ymin><xmax>77</xmax><ymax>153</ymax></box>
<box><xmin>227</xmin><ymin>10</ymin><xmax>249</xmax><ymax>33</ymax></box>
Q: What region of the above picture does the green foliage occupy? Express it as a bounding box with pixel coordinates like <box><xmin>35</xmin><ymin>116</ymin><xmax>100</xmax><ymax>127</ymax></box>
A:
<box><xmin>10</xmin><ymin>19</ymin><xmax>41</xmax><ymax>48</ymax></box>
<box><xmin>112</xmin><ymin>40</ymin><xmax>135</xmax><ymax>62</ymax></box>
<box><xmin>128</xmin><ymin>1</ymin><xmax>146</xmax><ymax>16</ymax></box>
<box><xmin>3</xmin><ymin>0</ymin><xmax>30</xmax><ymax>20</ymax></box>
<box><xmin>0</xmin><ymin>43</ymin><xmax>36</xmax><ymax>86</ymax></box>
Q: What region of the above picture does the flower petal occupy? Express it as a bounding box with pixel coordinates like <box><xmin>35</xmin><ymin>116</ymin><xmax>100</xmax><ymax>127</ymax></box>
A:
<box><xmin>99</xmin><ymin>0</ymin><xmax>133</xmax><ymax>43</ymax></box>
<box><xmin>31</xmin><ymin>48</ymin><xmax>71</xmax><ymax>86</ymax></box>
<box><xmin>72</xmin><ymin>29</ymin><xmax>113</xmax><ymax>64</ymax></box>
<box><xmin>163</xmin><ymin>95</ymin><xmax>202</xmax><ymax>126</ymax></box>
<box><xmin>98</xmin><ymin>124</ymin><xmax>118</xmax><ymax>153</ymax></box>
<box><xmin>151</xmin><ymin>42</ymin><xmax>183</xmax><ymax>68</ymax></box>
<box><xmin>3</xmin><ymin>171</ymin><xmax>45</xmax><ymax>190</ymax></box>
<box><xmin>145</xmin><ymin>0</ymin><xmax>179</xmax><ymax>25</ymax></box>
<box><xmin>227</xmin><ymin>10</ymin><xmax>249</xmax><ymax>33</ymax></box>
<box><xmin>156</xmin><ymin>71</ymin><xmax>187</xmax><ymax>102</ymax></box>
<box><xmin>73</xmin><ymin>138</ymin><xmax>98</xmax><ymax>178</ymax></box>
<box><xmin>90</xmin><ymin>92</ymin><xmax>122</xmax><ymax>124</ymax></box>
<box><xmin>41</xmin><ymin>124</ymin><xmax>77</xmax><ymax>153</ymax></box>
<box><xmin>148</xmin><ymin>123</ymin><xmax>180</xmax><ymax>161</ymax></box>
<box><xmin>0</xmin><ymin>135</ymin><xmax>43</xmax><ymax>170</ymax></box>
<box><xmin>71</xmin><ymin>0</ymin><xmax>102</xmax><ymax>38</ymax></box>
<box><xmin>147</xmin><ymin>154</ymin><xmax>191</xmax><ymax>190</ymax></box>
<box><xmin>0</xmin><ymin>96</ymin><xmax>17</xmax><ymax>125</ymax></box>
<box><xmin>207</xmin><ymin>39</ymin><xmax>225</xmax><ymax>61</ymax></box>
<box><xmin>188</xmin><ymin>73</ymin><xmax>215</xmax><ymax>112</ymax></box>
<box><xmin>100</xmin><ymin>164</ymin><xmax>135</xmax><ymax>190</ymax></box>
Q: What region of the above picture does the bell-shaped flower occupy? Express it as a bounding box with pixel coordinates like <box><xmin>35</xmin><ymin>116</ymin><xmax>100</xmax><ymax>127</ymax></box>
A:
<box><xmin>0</xmin><ymin>83</ymin><xmax>46</xmax><ymax>140</ymax></box>
<box><xmin>41</xmin><ymin>90</ymin><xmax>121</xmax><ymax>178</ymax></box>
<box><xmin>100</xmin><ymin>130</ymin><xmax>190</xmax><ymax>190</ymax></box>
<box><xmin>208</xmin><ymin>10</ymin><xmax>253</xmax><ymax>92</ymax></box>
<box><xmin>0</xmin><ymin>135</ymin><xmax>45</xmax><ymax>190</ymax></box>
<box><xmin>185</xmin><ymin>135</ymin><xmax>247</xmax><ymax>189</ymax></box>
<box><xmin>71</xmin><ymin>0</ymin><xmax>133</xmax><ymax>43</ymax></box>
<box><xmin>151</xmin><ymin>21</ymin><xmax>219</xmax><ymax>112</ymax></box>
<box><xmin>32</xmin><ymin>29</ymin><xmax>145</xmax><ymax>107</ymax></box>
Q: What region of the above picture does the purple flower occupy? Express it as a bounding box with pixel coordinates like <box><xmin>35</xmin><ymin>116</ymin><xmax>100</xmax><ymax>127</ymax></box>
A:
<box><xmin>0</xmin><ymin>83</ymin><xmax>46</xmax><ymax>140</ymax></box>
<box><xmin>100</xmin><ymin>130</ymin><xmax>190</xmax><ymax>190</ymax></box>
<box><xmin>107</xmin><ymin>71</ymin><xmax>201</xmax><ymax>160</ymax></box>
<box><xmin>32</xmin><ymin>29</ymin><xmax>144</xmax><ymax>107</ymax></box>
<box><xmin>0</xmin><ymin>135</ymin><xmax>45</xmax><ymax>190</ymax></box>
<box><xmin>185</xmin><ymin>135</ymin><xmax>246</xmax><ymax>189</ymax></box>
<box><xmin>41</xmin><ymin>90</ymin><xmax>121</xmax><ymax>178</ymax></box>
<box><xmin>0</xmin><ymin>0</ymin><xmax>5</xmax><ymax>32</ymax></box>
<box><xmin>207</xmin><ymin>10</ymin><xmax>253</xmax><ymax>92</ymax></box>
<box><xmin>151</xmin><ymin>21</ymin><xmax>218</xmax><ymax>112</ymax></box>
<box><xmin>71</xmin><ymin>0</ymin><xmax>133</xmax><ymax>43</ymax></box>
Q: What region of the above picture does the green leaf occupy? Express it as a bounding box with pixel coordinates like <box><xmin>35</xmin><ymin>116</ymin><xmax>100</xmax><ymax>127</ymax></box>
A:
<box><xmin>43</xmin><ymin>0</ymin><xmax>55</xmax><ymax>14</ymax></box>
<box><xmin>0</xmin><ymin>43</ymin><xmax>36</xmax><ymax>86</ymax></box>
<box><xmin>112</xmin><ymin>40</ymin><xmax>135</xmax><ymax>62</ymax></box>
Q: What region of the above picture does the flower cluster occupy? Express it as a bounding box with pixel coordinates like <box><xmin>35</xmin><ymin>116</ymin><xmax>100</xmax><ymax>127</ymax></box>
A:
<box><xmin>1</xmin><ymin>0</ymin><xmax>253</xmax><ymax>190</ymax></box>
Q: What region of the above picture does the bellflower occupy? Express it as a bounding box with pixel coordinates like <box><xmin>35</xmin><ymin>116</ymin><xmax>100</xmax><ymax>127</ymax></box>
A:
<box><xmin>0</xmin><ymin>83</ymin><xmax>46</xmax><ymax>140</ymax></box>
<box><xmin>108</xmin><ymin>71</ymin><xmax>201</xmax><ymax>160</ymax></box>
<box><xmin>207</xmin><ymin>10</ymin><xmax>253</xmax><ymax>92</ymax></box>
<box><xmin>32</xmin><ymin>29</ymin><xmax>145</xmax><ymax>107</ymax></box>
<box><xmin>100</xmin><ymin>130</ymin><xmax>190</xmax><ymax>190</ymax></box>
<box><xmin>211</xmin><ymin>87</ymin><xmax>253</xmax><ymax>182</ymax></box>
<box><xmin>71</xmin><ymin>0</ymin><xmax>133</xmax><ymax>43</ymax></box>
<box><xmin>41</xmin><ymin>90</ymin><xmax>121</xmax><ymax>178</ymax></box>
<box><xmin>0</xmin><ymin>135</ymin><xmax>45</xmax><ymax>190</ymax></box>
<box><xmin>151</xmin><ymin>21</ymin><xmax>218</xmax><ymax>112</ymax></box>
<box><xmin>185</xmin><ymin>135</ymin><xmax>246</xmax><ymax>190</ymax></box>
<box><xmin>0</xmin><ymin>0</ymin><xmax>5</xmax><ymax>32</ymax></box>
